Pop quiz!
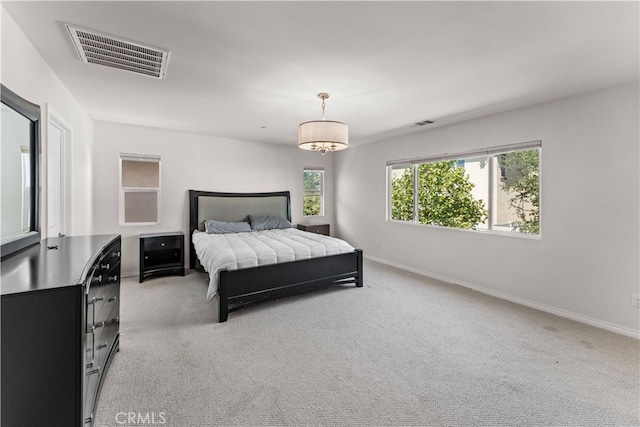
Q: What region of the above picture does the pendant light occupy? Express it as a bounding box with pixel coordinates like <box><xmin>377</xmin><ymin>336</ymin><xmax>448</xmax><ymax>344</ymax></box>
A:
<box><xmin>298</xmin><ymin>93</ymin><xmax>348</xmax><ymax>154</ymax></box>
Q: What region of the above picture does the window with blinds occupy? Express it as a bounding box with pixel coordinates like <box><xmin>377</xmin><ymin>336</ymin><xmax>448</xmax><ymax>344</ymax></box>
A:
<box><xmin>119</xmin><ymin>154</ymin><xmax>161</xmax><ymax>225</ymax></box>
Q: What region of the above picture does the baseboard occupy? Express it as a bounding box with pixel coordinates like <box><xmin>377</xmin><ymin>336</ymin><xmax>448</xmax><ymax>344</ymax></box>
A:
<box><xmin>364</xmin><ymin>255</ymin><xmax>640</xmax><ymax>339</ymax></box>
<box><xmin>122</xmin><ymin>270</ymin><xmax>137</xmax><ymax>279</ymax></box>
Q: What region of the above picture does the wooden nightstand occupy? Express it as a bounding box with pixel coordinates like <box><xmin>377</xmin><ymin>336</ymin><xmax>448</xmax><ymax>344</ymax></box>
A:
<box><xmin>139</xmin><ymin>232</ymin><xmax>185</xmax><ymax>283</ymax></box>
<box><xmin>297</xmin><ymin>223</ymin><xmax>330</xmax><ymax>236</ymax></box>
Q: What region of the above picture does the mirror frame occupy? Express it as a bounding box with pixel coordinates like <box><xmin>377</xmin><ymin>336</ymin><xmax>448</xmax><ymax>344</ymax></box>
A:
<box><xmin>1</xmin><ymin>84</ymin><xmax>41</xmax><ymax>259</ymax></box>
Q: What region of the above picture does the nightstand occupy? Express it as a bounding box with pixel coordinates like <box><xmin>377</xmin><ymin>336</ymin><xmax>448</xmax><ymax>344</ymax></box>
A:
<box><xmin>139</xmin><ymin>232</ymin><xmax>185</xmax><ymax>283</ymax></box>
<box><xmin>297</xmin><ymin>223</ymin><xmax>330</xmax><ymax>236</ymax></box>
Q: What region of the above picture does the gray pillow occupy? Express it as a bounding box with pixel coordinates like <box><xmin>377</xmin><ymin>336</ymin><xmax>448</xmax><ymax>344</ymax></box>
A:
<box><xmin>249</xmin><ymin>214</ymin><xmax>292</xmax><ymax>231</ymax></box>
<box><xmin>204</xmin><ymin>219</ymin><xmax>252</xmax><ymax>234</ymax></box>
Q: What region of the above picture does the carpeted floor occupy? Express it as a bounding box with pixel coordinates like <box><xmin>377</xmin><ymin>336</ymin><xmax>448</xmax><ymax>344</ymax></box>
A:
<box><xmin>94</xmin><ymin>260</ymin><xmax>639</xmax><ymax>426</ymax></box>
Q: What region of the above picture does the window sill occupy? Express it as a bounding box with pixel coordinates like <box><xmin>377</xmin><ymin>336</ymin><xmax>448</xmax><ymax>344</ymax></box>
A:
<box><xmin>387</xmin><ymin>219</ymin><xmax>541</xmax><ymax>240</ymax></box>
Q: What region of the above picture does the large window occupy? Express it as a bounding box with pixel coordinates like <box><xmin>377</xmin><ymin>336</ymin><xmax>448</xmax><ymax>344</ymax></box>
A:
<box><xmin>303</xmin><ymin>167</ymin><xmax>324</xmax><ymax>217</ymax></box>
<box><xmin>120</xmin><ymin>153</ymin><xmax>161</xmax><ymax>225</ymax></box>
<box><xmin>388</xmin><ymin>141</ymin><xmax>540</xmax><ymax>236</ymax></box>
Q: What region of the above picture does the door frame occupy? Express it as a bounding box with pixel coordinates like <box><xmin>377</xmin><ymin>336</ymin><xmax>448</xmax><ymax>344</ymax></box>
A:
<box><xmin>45</xmin><ymin>103</ymin><xmax>73</xmax><ymax>237</ymax></box>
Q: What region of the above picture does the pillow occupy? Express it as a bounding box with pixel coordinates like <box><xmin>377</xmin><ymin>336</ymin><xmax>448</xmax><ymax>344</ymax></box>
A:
<box><xmin>249</xmin><ymin>214</ymin><xmax>292</xmax><ymax>231</ymax></box>
<box><xmin>204</xmin><ymin>219</ymin><xmax>252</xmax><ymax>234</ymax></box>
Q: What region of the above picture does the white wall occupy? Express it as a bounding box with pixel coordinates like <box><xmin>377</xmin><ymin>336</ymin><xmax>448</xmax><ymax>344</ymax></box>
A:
<box><xmin>92</xmin><ymin>121</ymin><xmax>335</xmax><ymax>277</ymax></box>
<box><xmin>335</xmin><ymin>82</ymin><xmax>640</xmax><ymax>337</ymax></box>
<box><xmin>1</xmin><ymin>8</ymin><xmax>94</xmax><ymax>236</ymax></box>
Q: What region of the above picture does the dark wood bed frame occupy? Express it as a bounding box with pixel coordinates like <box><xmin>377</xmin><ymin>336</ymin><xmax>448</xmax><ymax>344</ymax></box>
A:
<box><xmin>188</xmin><ymin>190</ymin><xmax>363</xmax><ymax>322</ymax></box>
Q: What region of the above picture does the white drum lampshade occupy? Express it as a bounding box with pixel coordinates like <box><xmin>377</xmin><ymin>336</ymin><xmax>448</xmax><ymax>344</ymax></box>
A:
<box><xmin>298</xmin><ymin>93</ymin><xmax>348</xmax><ymax>154</ymax></box>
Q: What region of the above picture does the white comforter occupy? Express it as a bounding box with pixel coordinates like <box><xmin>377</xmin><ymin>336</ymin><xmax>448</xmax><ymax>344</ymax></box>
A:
<box><xmin>193</xmin><ymin>228</ymin><xmax>355</xmax><ymax>302</ymax></box>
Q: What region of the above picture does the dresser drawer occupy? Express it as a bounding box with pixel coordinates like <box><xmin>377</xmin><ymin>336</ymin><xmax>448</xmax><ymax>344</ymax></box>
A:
<box><xmin>94</xmin><ymin>304</ymin><xmax>119</xmax><ymax>370</ymax></box>
<box><xmin>87</xmin><ymin>283</ymin><xmax>115</xmax><ymax>329</ymax></box>
<box><xmin>84</xmin><ymin>361</ymin><xmax>100</xmax><ymax>425</ymax></box>
<box><xmin>88</xmin><ymin>241</ymin><xmax>121</xmax><ymax>287</ymax></box>
<box><xmin>95</xmin><ymin>240</ymin><xmax>121</xmax><ymax>272</ymax></box>
<box><xmin>94</xmin><ymin>284</ymin><xmax>119</xmax><ymax>323</ymax></box>
<box><xmin>88</xmin><ymin>268</ymin><xmax>120</xmax><ymax>289</ymax></box>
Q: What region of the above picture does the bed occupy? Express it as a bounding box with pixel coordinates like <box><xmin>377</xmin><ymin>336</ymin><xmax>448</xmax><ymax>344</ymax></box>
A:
<box><xmin>189</xmin><ymin>190</ymin><xmax>363</xmax><ymax>322</ymax></box>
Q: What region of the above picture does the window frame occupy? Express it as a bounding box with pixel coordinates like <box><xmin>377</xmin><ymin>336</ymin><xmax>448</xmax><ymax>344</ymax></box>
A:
<box><xmin>386</xmin><ymin>141</ymin><xmax>541</xmax><ymax>238</ymax></box>
<box><xmin>21</xmin><ymin>146</ymin><xmax>31</xmax><ymax>232</ymax></box>
<box><xmin>303</xmin><ymin>167</ymin><xmax>324</xmax><ymax>217</ymax></box>
<box><xmin>119</xmin><ymin>153</ymin><xmax>161</xmax><ymax>226</ymax></box>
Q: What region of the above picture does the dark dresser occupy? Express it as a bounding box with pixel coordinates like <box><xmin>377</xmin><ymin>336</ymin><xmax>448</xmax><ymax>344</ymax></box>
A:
<box><xmin>1</xmin><ymin>235</ymin><xmax>121</xmax><ymax>427</ymax></box>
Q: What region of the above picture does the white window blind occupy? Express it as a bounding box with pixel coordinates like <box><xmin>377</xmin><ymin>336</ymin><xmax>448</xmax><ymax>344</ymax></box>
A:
<box><xmin>119</xmin><ymin>153</ymin><xmax>161</xmax><ymax>225</ymax></box>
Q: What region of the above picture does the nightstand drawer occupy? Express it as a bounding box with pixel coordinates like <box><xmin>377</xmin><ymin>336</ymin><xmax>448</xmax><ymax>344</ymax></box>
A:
<box><xmin>297</xmin><ymin>223</ymin><xmax>330</xmax><ymax>236</ymax></box>
<box><xmin>143</xmin><ymin>236</ymin><xmax>181</xmax><ymax>251</ymax></box>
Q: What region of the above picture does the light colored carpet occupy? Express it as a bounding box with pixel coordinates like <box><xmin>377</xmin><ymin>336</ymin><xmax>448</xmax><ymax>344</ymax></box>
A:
<box><xmin>94</xmin><ymin>260</ymin><xmax>639</xmax><ymax>426</ymax></box>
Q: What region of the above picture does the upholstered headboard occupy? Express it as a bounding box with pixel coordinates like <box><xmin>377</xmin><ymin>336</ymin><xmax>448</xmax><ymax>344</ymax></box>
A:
<box><xmin>188</xmin><ymin>190</ymin><xmax>291</xmax><ymax>269</ymax></box>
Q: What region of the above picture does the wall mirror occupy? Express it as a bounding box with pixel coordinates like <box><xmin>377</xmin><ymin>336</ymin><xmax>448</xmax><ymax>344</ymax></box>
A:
<box><xmin>1</xmin><ymin>84</ymin><xmax>40</xmax><ymax>259</ymax></box>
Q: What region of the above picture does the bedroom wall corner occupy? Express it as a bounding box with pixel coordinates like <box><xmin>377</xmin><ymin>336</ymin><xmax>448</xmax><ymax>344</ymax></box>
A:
<box><xmin>1</xmin><ymin>7</ymin><xmax>95</xmax><ymax>236</ymax></box>
<box><xmin>92</xmin><ymin>121</ymin><xmax>335</xmax><ymax>277</ymax></box>
<box><xmin>334</xmin><ymin>81</ymin><xmax>640</xmax><ymax>336</ymax></box>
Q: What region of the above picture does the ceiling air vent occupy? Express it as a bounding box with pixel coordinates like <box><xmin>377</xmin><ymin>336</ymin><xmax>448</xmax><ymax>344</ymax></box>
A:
<box><xmin>410</xmin><ymin>119</ymin><xmax>438</xmax><ymax>128</ymax></box>
<box><xmin>66</xmin><ymin>24</ymin><xmax>169</xmax><ymax>79</ymax></box>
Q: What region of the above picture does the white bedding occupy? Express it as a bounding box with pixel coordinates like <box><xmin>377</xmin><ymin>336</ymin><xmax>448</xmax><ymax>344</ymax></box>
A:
<box><xmin>193</xmin><ymin>228</ymin><xmax>355</xmax><ymax>302</ymax></box>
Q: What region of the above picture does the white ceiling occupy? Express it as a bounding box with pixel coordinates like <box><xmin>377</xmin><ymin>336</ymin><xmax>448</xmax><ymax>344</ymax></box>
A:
<box><xmin>3</xmin><ymin>1</ymin><xmax>638</xmax><ymax>147</ymax></box>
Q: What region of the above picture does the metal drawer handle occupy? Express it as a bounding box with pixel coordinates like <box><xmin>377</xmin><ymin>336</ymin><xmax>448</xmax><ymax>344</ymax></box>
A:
<box><xmin>93</xmin><ymin>274</ymin><xmax>103</xmax><ymax>284</ymax></box>
<box><xmin>107</xmin><ymin>275</ymin><xmax>118</xmax><ymax>282</ymax></box>
<box><xmin>94</xmin><ymin>321</ymin><xmax>105</xmax><ymax>329</ymax></box>
<box><xmin>86</xmin><ymin>367</ymin><xmax>100</xmax><ymax>376</ymax></box>
<box><xmin>88</xmin><ymin>296</ymin><xmax>104</xmax><ymax>305</ymax></box>
<box><xmin>85</xmin><ymin>416</ymin><xmax>93</xmax><ymax>424</ymax></box>
<box><xmin>97</xmin><ymin>343</ymin><xmax>108</xmax><ymax>350</ymax></box>
<box><xmin>108</xmin><ymin>296</ymin><xmax>118</xmax><ymax>303</ymax></box>
<box><xmin>100</xmin><ymin>263</ymin><xmax>110</xmax><ymax>270</ymax></box>
<box><xmin>161</xmin><ymin>242</ymin><xmax>166</xmax><ymax>247</ymax></box>
<box><xmin>86</xmin><ymin>362</ymin><xmax>93</xmax><ymax>369</ymax></box>
<box><xmin>112</xmin><ymin>251</ymin><xmax>121</xmax><ymax>258</ymax></box>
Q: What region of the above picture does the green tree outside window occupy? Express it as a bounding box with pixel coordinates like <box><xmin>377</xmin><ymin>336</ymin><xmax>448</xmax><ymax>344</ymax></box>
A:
<box><xmin>390</xmin><ymin>148</ymin><xmax>539</xmax><ymax>234</ymax></box>
<box><xmin>392</xmin><ymin>161</ymin><xmax>487</xmax><ymax>229</ymax></box>
<box><xmin>303</xmin><ymin>170</ymin><xmax>323</xmax><ymax>216</ymax></box>
<box><xmin>498</xmin><ymin>149</ymin><xmax>540</xmax><ymax>234</ymax></box>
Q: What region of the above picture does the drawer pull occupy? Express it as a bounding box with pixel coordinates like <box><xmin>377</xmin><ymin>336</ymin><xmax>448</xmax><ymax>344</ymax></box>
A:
<box><xmin>93</xmin><ymin>274</ymin><xmax>103</xmax><ymax>284</ymax></box>
<box><xmin>107</xmin><ymin>275</ymin><xmax>118</xmax><ymax>282</ymax></box>
<box><xmin>97</xmin><ymin>343</ymin><xmax>108</xmax><ymax>350</ymax></box>
<box><xmin>108</xmin><ymin>296</ymin><xmax>118</xmax><ymax>303</ymax></box>
<box><xmin>86</xmin><ymin>367</ymin><xmax>100</xmax><ymax>376</ymax></box>
<box><xmin>88</xmin><ymin>296</ymin><xmax>104</xmax><ymax>305</ymax></box>
<box><xmin>94</xmin><ymin>321</ymin><xmax>105</xmax><ymax>329</ymax></box>
<box><xmin>112</xmin><ymin>251</ymin><xmax>121</xmax><ymax>258</ymax></box>
<box><xmin>161</xmin><ymin>242</ymin><xmax>166</xmax><ymax>247</ymax></box>
<box><xmin>86</xmin><ymin>362</ymin><xmax>93</xmax><ymax>369</ymax></box>
<box><xmin>85</xmin><ymin>416</ymin><xmax>93</xmax><ymax>424</ymax></box>
<box><xmin>100</xmin><ymin>263</ymin><xmax>110</xmax><ymax>270</ymax></box>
